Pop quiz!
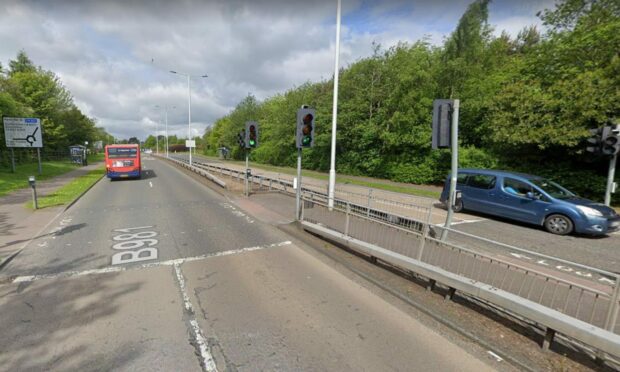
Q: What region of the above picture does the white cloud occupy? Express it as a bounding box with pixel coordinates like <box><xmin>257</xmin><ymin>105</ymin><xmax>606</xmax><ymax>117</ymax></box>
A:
<box><xmin>0</xmin><ymin>0</ymin><xmax>555</xmax><ymax>140</ymax></box>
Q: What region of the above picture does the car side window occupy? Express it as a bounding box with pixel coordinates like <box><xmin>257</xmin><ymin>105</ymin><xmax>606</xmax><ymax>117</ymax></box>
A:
<box><xmin>457</xmin><ymin>173</ymin><xmax>469</xmax><ymax>185</ymax></box>
<box><xmin>503</xmin><ymin>178</ymin><xmax>539</xmax><ymax>197</ymax></box>
<box><xmin>468</xmin><ymin>174</ymin><xmax>496</xmax><ymax>189</ymax></box>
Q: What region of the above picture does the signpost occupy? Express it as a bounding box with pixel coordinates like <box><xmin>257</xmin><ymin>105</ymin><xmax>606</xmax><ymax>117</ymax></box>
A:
<box><xmin>3</xmin><ymin>117</ymin><xmax>43</xmax><ymax>174</ymax></box>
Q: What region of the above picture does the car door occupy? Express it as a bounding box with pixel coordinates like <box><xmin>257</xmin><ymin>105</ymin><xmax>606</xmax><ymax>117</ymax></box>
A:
<box><xmin>462</xmin><ymin>173</ymin><xmax>497</xmax><ymax>214</ymax></box>
<box><xmin>497</xmin><ymin>177</ymin><xmax>549</xmax><ymax>223</ymax></box>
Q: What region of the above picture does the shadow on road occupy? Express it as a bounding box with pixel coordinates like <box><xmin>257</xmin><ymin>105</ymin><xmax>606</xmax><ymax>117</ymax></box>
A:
<box><xmin>0</xmin><ymin>270</ymin><xmax>143</xmax><ymax>371</ymax></box>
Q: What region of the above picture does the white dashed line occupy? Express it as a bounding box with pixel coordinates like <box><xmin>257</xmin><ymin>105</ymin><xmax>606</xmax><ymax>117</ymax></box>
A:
<box><xmin>149</xmin><ymin>181</ymin><xmax>153</xmax><ymax>188</ymax></box>
<box><xmin>487</xmin><ymin>350</ymin><xmax>503</xmax><ymax>362</ymax></box>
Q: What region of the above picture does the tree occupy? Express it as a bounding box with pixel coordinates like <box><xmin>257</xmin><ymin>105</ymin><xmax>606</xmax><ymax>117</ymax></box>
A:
<box><xmin>8</xmin><ymin>50</ymin><xmax>36</xmax><ymax>75</ymax></box>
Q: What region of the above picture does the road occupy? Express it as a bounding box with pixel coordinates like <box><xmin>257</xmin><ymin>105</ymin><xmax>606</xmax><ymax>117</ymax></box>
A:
<box><xmin>0</xmin><ymin>156</ymin><xmax>499</xmax><ymax>371</ymax></box>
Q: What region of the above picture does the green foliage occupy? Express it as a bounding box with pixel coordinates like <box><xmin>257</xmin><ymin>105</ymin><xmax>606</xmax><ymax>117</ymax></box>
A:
<box><xmin>1</xmin><ymin>51</ymin><xmax>110</xmax><ymax>152</ymax></box>
<box><xmin>203</xmin><ymin>0</ymin><xmax>619</xmax><ymax>204</ymax></box>
<box><xmin>29</xmin><ymin>167</ymin><xmax>105</xmax><ymax>209</ymax></box>
<box><xmin>0</xmin><ymin>160</ymin><xmax>80</xmax><ymax>197</ymax></box>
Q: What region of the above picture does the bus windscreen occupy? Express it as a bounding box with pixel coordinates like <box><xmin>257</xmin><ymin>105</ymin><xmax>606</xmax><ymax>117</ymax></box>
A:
<box><xmin>107</xmin><ymin>147</ymin><xmax>137</xmax><ymax>158</ymax></box>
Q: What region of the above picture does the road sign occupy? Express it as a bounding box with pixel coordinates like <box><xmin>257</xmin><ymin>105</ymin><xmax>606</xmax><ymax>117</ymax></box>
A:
<box><xmin>185</xmin><ymin>140</ymin><xmax>196</xmax><ymax>148</ymax></box>
<box><xmin>3</xmin><ymin>117</ymin><xmax>43</xmax><ymax>148</ymax></box>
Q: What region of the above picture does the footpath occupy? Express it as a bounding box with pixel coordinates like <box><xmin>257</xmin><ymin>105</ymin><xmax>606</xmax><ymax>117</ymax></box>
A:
<box><xmin>0</xmin><ymin>162</ymin><xmax>103</xmax><ymax>268</ymax></box>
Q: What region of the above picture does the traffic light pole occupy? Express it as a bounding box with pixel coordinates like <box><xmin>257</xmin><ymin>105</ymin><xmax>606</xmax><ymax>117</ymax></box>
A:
<box><xmin>604</xmin><ymin>153</ymin><xmax>617</xmax><ymax>206</ymax></box>
<box><xmin>441</xmin><ymin>99</ymin><xmax>460</xmax><ymax>241</ymax></box>
<box><xmin>296</xmin><ymin>148</ymin><xmax>302</xmax><ymax>220</ymax></box>
<box><xmin>245</xmin><ymin>149</ymin><xmax>250</xmax><ymax>197</ymax></box>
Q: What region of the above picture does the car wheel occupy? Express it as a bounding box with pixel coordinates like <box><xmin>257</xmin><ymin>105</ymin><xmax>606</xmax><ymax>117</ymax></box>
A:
<box><xmin>452</xmin><ymin>199</ymin><xmax>464</xmax><ymax>213</ymax></box>
<box><xmin>544</xmin><ymin>214</ymin><xmax>573</xmax><ymax>235</ymax></box>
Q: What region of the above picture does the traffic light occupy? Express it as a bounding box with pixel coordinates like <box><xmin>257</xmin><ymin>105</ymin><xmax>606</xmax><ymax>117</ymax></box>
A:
<box><xmin>245</xmin><ymin>121</ymin><xmax>258</xmax><ymax>148</ymax></box>
<box><xmin>237</xmin><ymin>130</ymin><xmax>246</xmax><ymax>148</ymax></box>
<box><xmin>432</xmin><ymin>99</ymin><xmax>454</xmax><ymax>149</ymax></box>
<box><xmin>586</xmin><ymin>127</ymin><xmax>603</xmax><ymax>154</ymax></box>
<box><xmin>601</xmin><ymin>125</ymin><xmax>620</xmax><ymax>156</ymax></box>
<box><xmin>296</xmin><ymin>108</ymin><xmax>315</xmax><ymax>148</ymax></box>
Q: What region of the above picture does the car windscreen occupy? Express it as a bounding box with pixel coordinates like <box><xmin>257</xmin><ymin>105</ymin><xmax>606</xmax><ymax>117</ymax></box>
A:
<box><xmin>107</xmin><ymin>147</ymin><xmax>137</xmax><ymax>158</ymax></box>
<box><xmin>529</xmin><ymin>178</ymin><xmax>575</xmax><ymax>199</ymax></box>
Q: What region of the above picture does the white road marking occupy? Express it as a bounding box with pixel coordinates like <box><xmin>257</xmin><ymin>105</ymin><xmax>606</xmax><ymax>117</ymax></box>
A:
<box><xmin>487</xmin><ymin>350</ymin><xmax>503</xmax><ymax>362</ymax></box>
<box><xmin>173</xmin><ymin>264</ymin><xmax>218</xmax><ymax>371</ymax></box>
<box><xmin>10</xmin><ymin>241</ymin><xmax>292</xmax><ymax>283</ymax></box>
<box><xmin>149</xmin><ymin>181</ymin><xmax>153</xmax><ymax>188</ymax></box>
<box><xmin>220</xmin><ymin>202</ymin><xmax>255</xmax><ymax>223</ymax></box>
<box><xmin>433</xmin><ymin>218</ymin><xmax>486</xmax><ymax>227</ymax></box>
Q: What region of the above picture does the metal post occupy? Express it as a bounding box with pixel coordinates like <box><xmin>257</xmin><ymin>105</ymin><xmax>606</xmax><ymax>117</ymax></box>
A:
<box><xmin>367</xmin><ymin>189</ymin><xmax>372</xmax><ymax>217</ymax></box>
<box><xmin>418</xmin><ymin>204</ymin><xmax>434</xmax><ymax>261</ymax></box>
<box><xmin>604</xmin><ymin>276</ymin><xmax>620</xmax><ymax>331</ymax></box>
<box><xmin>328</xmin><ymin>0</ymin><xmax>342</xmax><ymax>210</ymax></box>
<box><xmin>188</xmin><ymin>75</ymin><xmax>192</xmax><ymax>167</ymax></box>
<box><xmin>156</xmin><ymin>114</ymin><xmax>159</xmax><ymax>155</ymax></box>
<box><xmin>604</xmin><ymin>153</ymin><xmax>617</xmax><ymax>206</ymax></box>
<box><xmin>245</xmin><ymin>150</ymin><xmax>249</xmax><ymax>197</ymax></box>
<box><xmin>36</xmin><ymin>148</ymin><xmax>42</xmax><ymax>175</ymax></box>
<box><xmin>165</xmin><ymin>107</ymin><xmax>169</xmax><ymax>158</ymax></box>
<box><xmin>345</xmin><ymin>201</ymin><xmax>351</xmax><ymax>236</ymax></box>
<box><xmin>10</xmin><ymin>148</ymin><xmax>15</xmax><ymax>173</ymax></box>
<box><xmin>295</xmin><ymin>148</ymin><xmax>302</xmax><ymax>220</ymax></box>
<box><xmin>441</xmin><ymin>99</ymin><xmax>460</xmax><ymax>241</ymax></box>
<box><xmin>29</xmin><ymin>176</ymin><xmax>38</xmax><ymax>209</ymax></box>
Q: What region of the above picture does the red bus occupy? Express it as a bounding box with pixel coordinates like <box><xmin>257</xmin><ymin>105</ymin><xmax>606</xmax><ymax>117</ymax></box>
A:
<box><xmin>105</xmin><ymin>144</ymin><xmax>142</xmax><ymax>179</ymax></box>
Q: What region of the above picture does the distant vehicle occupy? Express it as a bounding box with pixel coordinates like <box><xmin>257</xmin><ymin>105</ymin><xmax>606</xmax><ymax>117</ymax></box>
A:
<box><xmin>105</xmin><ymin>144</ymin><xmax>141</xmax><ymax>179</ymax></box>
<box><xmin>144</xmin><ymin>149</ymin><xmax>153</xmax><ymax>154</ymax></box>
<box><xmin>440</xmin><ymin>169</ymin><xmax>620</xmax><ymax>236</ymax></box>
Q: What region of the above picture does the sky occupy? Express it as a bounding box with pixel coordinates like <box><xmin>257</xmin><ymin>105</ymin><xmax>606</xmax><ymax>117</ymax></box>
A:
<box><xmin>0</xmin><ymin>0</ymin><xmax>555</xmax><ymax>141</ymax></box>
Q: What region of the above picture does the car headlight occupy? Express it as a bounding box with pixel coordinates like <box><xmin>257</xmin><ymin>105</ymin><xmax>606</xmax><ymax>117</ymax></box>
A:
<box><xmin>576</xmin><ymin>205</ymin><xmax>603</xmax><ymax>217</ymax></box>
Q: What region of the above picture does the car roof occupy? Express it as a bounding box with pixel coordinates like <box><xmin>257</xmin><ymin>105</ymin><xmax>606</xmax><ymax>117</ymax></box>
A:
<box><xmin>457</xmin><ymin>168</ymin><xmax>543</xmax><ymax>181</ymax></box>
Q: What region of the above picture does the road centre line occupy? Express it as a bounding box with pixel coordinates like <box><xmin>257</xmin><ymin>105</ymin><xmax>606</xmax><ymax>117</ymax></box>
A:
<box><xmin>149</xmin><ymin>181</ymin><xmax>153</xmax><ymax>188</ymax></box>
<box><xmin>9</xmin><ymin>241</ymin><xmax>292</xmax><ymax>284</ymax></box>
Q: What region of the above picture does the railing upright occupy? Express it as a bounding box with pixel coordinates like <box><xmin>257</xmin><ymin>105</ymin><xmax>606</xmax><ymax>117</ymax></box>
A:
<box><xmin>605</xmin><ymin>277</ymin><xmax>620</xmax><ymax>331</ymax></box>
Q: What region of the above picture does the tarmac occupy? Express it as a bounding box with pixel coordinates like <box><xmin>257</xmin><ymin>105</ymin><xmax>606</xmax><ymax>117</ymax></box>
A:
<box><xmin>0</xmin><ymin>162</ymin><xmax>103</xmax><ymax>269</ymax></box>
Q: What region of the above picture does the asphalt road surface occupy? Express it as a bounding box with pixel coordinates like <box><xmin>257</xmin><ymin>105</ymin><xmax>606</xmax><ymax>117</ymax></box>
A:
<box><xmin>0</xmin><ymin>156</ymin><xmax>499</xmax><ymax>371</ymax></box>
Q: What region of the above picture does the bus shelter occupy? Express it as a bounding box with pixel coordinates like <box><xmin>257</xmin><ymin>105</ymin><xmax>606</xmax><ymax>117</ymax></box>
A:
<box><xmin>69</xmin><ymin>145</ymin><xmax>87</xmax><ymax>166</ymax></box>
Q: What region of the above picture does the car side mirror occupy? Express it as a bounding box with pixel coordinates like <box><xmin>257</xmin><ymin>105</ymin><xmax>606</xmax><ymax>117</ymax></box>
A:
<box><xmin>526</xmin><ymin>191</ymin><xmax>537</xmax><ymax>200</ymax></box>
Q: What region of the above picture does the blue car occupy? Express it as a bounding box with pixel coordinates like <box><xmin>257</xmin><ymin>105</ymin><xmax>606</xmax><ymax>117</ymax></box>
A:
<box><xmin>439</xmin><ymin>169</ymin><xmax>620</xmax><ymax>236</ymax></box>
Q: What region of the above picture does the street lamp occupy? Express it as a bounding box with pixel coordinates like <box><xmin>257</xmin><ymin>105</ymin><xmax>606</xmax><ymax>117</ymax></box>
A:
<box><xmin>328</xmin><ymin>0</ymin><xmax>342</xmax><ymax>209</ymax></box>
<box><xmin>156</xmin><ymin>105</ymin><xmax>176</xmax><ymax>158</ymax></box>
<box><xmin>170</xmin><ymin>70</ymin><xmax>208</xmax><ymax>166</ymax></box>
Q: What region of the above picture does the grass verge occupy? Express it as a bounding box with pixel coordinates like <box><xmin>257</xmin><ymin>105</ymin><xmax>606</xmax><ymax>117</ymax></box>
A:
<box><xmin>28</xmin><ymin>167</ymin><xmax>105</xmax><ymax>209</ymax></box>
<box><xmin>0</xmin><ymin>161</ymin><xmax>81</xmax><ymax>197</ymax></box>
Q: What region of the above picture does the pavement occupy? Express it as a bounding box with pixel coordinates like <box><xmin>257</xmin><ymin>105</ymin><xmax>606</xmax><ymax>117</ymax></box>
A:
<box><xmin>0</xmin><ymin>162</ymin><xmax>104</xmax><ymax>269</ymax></box>
<box><xmin>0</xmin><ymin>155</ymin><xmax>506</xmax><ymax>371</ymax></box>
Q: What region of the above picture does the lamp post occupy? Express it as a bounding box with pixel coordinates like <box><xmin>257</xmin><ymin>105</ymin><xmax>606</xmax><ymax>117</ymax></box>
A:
<box><xmin>328</xmin><ymin>0</ymin><xmax>342</xmax><ymax>209</ymax></box>
<box><xmin>170</xmin><ymin>70</ymin><xmax>208</xmax><ymax>166</ymax></box>
<box><xmin>155</xmin><ymin>111</ymin><xmax>160</xmax><ymax>154</ymax></box>
<box><xmin>156</xmin><ymin>105</ymin><xmax>176</xmax><ymax>158</ymax></box>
